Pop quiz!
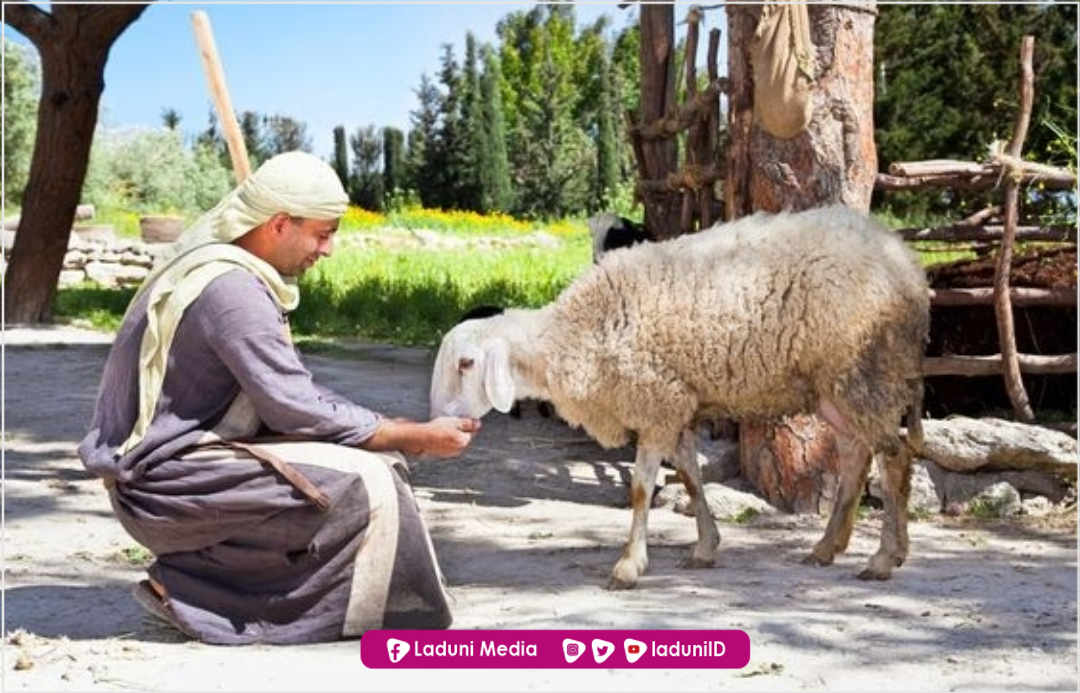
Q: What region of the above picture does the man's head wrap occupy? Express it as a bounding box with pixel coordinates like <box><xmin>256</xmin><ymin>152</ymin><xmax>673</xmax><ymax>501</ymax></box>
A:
<box><xmin>155</xmin><ymin>150</ymin><xmax>348</xmax><ymax>268</ymax></box>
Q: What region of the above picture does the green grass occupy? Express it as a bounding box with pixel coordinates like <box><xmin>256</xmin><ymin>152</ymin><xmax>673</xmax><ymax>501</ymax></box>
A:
<box><xmin>53</xmin><ymin>222</ymin><xmax>594</xmax><ymax>346</ymax></box>
<box><xmin>54</xmin><ymin>283</ymin><xmax>136</xmax><ymax>333</ymax></box>
<box><xmin>292</xmin><ymin>234</ymin><xmax>592</xmax><ymax>346</ymax></box>
<box><xmin>53</xmin><ymin>208</ymin><xmax>987</xmax><ymax>347</ymax></box>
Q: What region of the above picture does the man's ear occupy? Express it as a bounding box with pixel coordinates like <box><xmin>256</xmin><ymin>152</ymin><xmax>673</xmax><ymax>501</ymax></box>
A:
<box><xmin>483</xmin><ymin>339</ymin><xmax>516</xmax><ymax>413</ymax></box>
<box><xmin>271</xmin><ymin>213</ymin><xmax>294</xmax><ymax>235</ymax></box>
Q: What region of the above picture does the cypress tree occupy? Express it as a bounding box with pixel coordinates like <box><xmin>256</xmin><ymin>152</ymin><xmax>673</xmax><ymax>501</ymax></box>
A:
<box><xmin>382</xmin><ymin>126</ymin><xmax>406</xmax><ymax>208</ymax></box>
<box><xmin>332</xmin><ymin>125</ymin><xmax>349</xmax><ymax>190</ymax></box>
<box><xmin>480</xmin><ymin>46</ymin><xmax>513</xmax><ymax>212</ymax></box>
<box><xmin>594</xmin><ymin>43</ymin><xmax>621</xmax><ymax>211</ymax></box>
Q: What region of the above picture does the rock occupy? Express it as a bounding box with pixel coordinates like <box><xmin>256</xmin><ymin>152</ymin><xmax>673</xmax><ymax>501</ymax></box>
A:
<box><xmin>659</xmin><ymin>479</ymin><xmax>778</xmax><ymax>523</ymax></box>
<box><xmin>921</xmin><ymin>417</ymin><xmax>1077</xmax><ymax>478</ymax></box>
<box><xmin>70</xmin><ymin>224</ymin><xmax>116</xmax><ymax>246</ymax></box>
<box><xmin>963</xmin><ymin>481</ymin><xmax>1022</xmax><ymax>518</ymax></box>
<box><xmin>922</xmin><ymin>461</ymin><xmax>1072</xmax><ymax>505</ymax></box>
<box><xmin>84</xmin><ymin>261</ymin><xmax>149</xmax><ymax>287</ymax></box>
<box><xmin>868</xmin><ymin>461</ymin><xmax>940</xmax><ymax>513</ymax></box>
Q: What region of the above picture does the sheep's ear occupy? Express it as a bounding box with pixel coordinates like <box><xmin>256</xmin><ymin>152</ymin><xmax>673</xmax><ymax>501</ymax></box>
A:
<box><xmin>483</xmin><ymin>339</ymin><xmax>516</xmax><ymax>414</ymax></box>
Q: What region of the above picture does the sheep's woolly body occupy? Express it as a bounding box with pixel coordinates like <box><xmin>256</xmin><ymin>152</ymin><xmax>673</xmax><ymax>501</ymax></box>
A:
<box><xmin>533</xmin><ymin>206</ymin><xmax>928</xmax><ymax>455</ymax></box>
<box><xmin>431</xmin><ymin>204</ymin><xmax>930</xmax><ymax>588</ymax></box>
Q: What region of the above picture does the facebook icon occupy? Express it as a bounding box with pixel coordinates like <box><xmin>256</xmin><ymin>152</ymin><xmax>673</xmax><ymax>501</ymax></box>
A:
<box><xmin>387</xmin><ymin>638</ymin><xmax>410</xmax><ymax>663</ymax></box>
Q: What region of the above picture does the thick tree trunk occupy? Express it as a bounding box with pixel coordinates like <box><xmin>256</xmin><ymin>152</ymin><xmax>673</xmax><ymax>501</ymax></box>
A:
<box><xmin>2</xmin><ymin>3</ymin><xmax>148</xmax><ymax>324</ymax></box>
<box><xmin>636</xmin><ymin>4</ymin><xmax>682</xmax><ymax>240</ymax></box>
<box><xmin>726</xmin><ymin>2</ymin><xmax>879</xmax><ymax>513</ymax></box>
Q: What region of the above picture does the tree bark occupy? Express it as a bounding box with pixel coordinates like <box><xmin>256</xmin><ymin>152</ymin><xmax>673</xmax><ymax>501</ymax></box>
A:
<box><xmin>635</xmin><ymin>4</ymin><xmax>682</xmax><ymax>240</ymax></box>
<box><xmin>3</xmin><ymin>3</ymin><xmax>149</xmax><ymax>324</ymax></box>
<box><xmin>726</xmin><ymin>2</ymin><xmax>879</xmax><ymax>513</ymax></box>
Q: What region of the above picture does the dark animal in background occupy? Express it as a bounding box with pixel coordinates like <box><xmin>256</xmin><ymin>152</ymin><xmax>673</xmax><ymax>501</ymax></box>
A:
<box><xmin>588</xmin><ymin>213</ymin><xmax>650</xmax><ymax>264</ymax></box>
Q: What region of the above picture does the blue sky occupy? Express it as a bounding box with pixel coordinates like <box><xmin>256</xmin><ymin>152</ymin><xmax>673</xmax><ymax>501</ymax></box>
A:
<box><xmin>13</xmin><ymin>2</ymin><xmax>697</xmax><ymax>158</ymax></box>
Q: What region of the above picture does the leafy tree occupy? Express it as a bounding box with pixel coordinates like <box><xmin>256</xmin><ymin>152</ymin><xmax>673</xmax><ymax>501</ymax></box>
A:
<box><xmin>160</xmin><ymin>107</ymin><xmax>181</xmax><ymax>131</ymax></box>
<box><xmin>478</xmin><ymin>45</ymin><xmax>513</xmax><ymax>212</ymax></box>
<box><xmin>332</xmin><ymin>125</ymin><xmax>349</xmax><ymax>189</ymax></box>
<box><xmin>232</xmin><ymin>110</ymin><xmax>313</xmax><ymax>171</ymax></box>
<box><xmin>2</xmin><ymin>38</ymin><xmax>39</xmax><ymax>208</ymax></box>
<box><xmin>83</xmin><ymin>127</ymin><xmax>232</xmax><ymax>215</ymax></box>
<box><xmin>263</xmin><ymin>114</ymin><xmax>312</xmax><ymax>156</ymax></box>
<box><xmin>874</xmin><ymin>2</ymin><xmax>1077</xmax><ymax>218</ymax></box>
<box><xmin>195</xmin><ymin>107</ymin><xmax>230</xmax><ymax>170</ymax></box>
<box><xmin>497</xmin><ymin>4</ymin><xmax>592</xmax><ymax>218</ymax></box>
<box><xmin>404</xmin><ymin>74</ymin><xmax>441</xmax><ymax>207</ymax></box>
<box><xmin>3</xmin><ymin>2</ymin><xmax>148</xmax><ymax>323</ymax></box>
<box><xmin>349</xmin><ymin>124</ymin><xmax>384</xmax><ymax>211</ymax></box>
<box><xmin>431</xmin><ymin>43</ymin><xmax>466</xmax><ymax>210</ymax></box>
<box><xmin>382</xmin><ymin>126</ymin><xmax>406</xmax><ymax>204</ymax></box>
<box><xmin>457</xmin><ymin>33</ymin><xmax>486</xmax><ymax>211</ymax></box>
<box><xmin>593</xmin><ymin>49</ymin><xmax>620</xmax><ymax>210</ymax></box>
<box><xmin>238</xmin><ymin>110</ymin><xmax>268</xmax><ymax>169</ymax></box>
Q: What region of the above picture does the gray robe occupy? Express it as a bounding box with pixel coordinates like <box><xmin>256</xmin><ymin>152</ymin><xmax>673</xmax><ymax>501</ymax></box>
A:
<box><xmin>78</xmin><ymin>269</ymin><xmax>451</xmax><ymax>644</ymax></box>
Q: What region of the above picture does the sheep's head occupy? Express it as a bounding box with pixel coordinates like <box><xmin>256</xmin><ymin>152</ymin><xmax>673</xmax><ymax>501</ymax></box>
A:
<box><xmin>429</xmin><ymin>318</ymin><xmax>516</xmax><ymax>419</ymax></box>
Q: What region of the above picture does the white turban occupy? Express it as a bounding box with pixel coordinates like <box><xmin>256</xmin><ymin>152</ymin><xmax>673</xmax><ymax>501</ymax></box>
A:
<box><xmin>152</xmin><ymin>150</ymin><xmax>349</xmax><ymax>273</ymax></box>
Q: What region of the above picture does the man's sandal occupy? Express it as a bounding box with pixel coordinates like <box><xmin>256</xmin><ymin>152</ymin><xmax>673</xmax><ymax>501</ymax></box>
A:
<box><xmin>132</xmin><ymin>579</ymin><xmax>193</xmax><ymax>637</ymax></box>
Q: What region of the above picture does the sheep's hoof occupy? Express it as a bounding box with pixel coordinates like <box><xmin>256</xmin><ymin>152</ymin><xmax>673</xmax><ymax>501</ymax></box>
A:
<box><xmin>857</xmin><ymin>552</ymin><xmax>899</xmax><ymax>580</ymax></box>
<box><xmin>801</xmin><ymin>552</ymin><xmax>834</xmax><ymax>567</ymax></box>
<box><xmin>856</xmin><ymin>567</ymin><xmax>892</xmax><ymax>581</ymax></box>
<box><xmin>679</xmin><ymin>555</ymin><xmax>716</xmax><ymax>570</ymax></box>
<box><xmin>606</xmin><ymin>574</ymin><xmax>639</xmax><ymax>591</ymax></box>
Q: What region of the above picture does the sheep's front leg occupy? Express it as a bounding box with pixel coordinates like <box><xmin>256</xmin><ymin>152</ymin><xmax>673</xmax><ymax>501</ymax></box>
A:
<box><xmin>608</xmin><ymin>446</ymin><xmax>665</xmax><ymax>590</ymax></box>
<box><xmin>672</xmin><ymin>429</ymin><xmax>720</xmax><ymax>568</ymax></box>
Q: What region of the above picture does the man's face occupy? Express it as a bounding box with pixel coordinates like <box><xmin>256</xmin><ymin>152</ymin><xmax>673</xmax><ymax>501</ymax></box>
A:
<box><xmin>275</xmin><ymin>215</ymin><xmax>339</xmax><ymax>276</ymax></box>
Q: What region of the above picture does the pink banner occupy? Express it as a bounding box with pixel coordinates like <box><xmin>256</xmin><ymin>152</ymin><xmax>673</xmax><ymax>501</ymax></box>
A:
<box><xmin>362</xmin><ymin>629</ymin><xmax>750</xmax><ymax>669</ymax></box>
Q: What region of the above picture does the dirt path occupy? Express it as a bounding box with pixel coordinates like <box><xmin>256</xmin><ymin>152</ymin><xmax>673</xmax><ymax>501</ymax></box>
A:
<box><xmin>3</xmin><ymin>331</ymin><xmax>1076</xmax><ymax>692</ymax></box>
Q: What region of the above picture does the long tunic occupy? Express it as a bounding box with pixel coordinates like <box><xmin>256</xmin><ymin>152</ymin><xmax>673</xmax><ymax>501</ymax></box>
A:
<box><xmin>78</xmin><ymin>269</ymin><xmax>451</xmax><ymax>644</ymax></box>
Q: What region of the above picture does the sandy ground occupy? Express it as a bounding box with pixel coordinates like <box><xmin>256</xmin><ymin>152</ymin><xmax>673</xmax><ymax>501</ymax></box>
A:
<box><xmin>2</xmin><ymin>326</ymin><xmax>1077</xmax><ymax>692</ymax></box>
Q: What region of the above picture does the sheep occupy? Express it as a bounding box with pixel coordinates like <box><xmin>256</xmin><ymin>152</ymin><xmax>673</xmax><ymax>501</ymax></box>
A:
<box><xmin>455</xmin><ymin>304</ymin><xmax>556</xmax><ymax>420</ymax></box>
<box><xmin>430</xmin><ymin>204</ymin><xmax>929</xmax><ymax>590</ymax></box>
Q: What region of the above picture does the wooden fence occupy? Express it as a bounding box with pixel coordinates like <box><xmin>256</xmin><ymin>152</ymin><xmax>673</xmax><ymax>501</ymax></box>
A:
<box><xmin>875</xmin><ymin>36</ymin><xmax>1077</xmax><ymax>425</ymax></box>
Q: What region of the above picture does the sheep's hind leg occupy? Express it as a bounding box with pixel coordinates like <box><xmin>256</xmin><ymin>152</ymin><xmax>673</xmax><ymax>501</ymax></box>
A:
<box><xmin>672</xmin><ymin>429</ymin><xmax>720</xmax><ymax>569</ymax></box>
<box><xmin>608</xmin><ymin>446</ymin><xmax>665</xmax><ymax>590</ymax></box>
<box><xmin>858</xmin><ymin>446</ymin><xmax>912</xmax><ymax>581</ymax></box>
<box><xmin>803</xmin><ymin>434</ymin><xmax>872</xmax><ymax>568</ymax></box>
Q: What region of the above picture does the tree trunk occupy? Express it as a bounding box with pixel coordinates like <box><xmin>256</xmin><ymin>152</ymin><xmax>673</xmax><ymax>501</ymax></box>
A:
<box><xmin>2</xmin><ymin>3</ymin><xmax>148</xmax><ymax>324</ymax></box>
<box><xmin>726</xmin><ymin>2</ymin><xmax>879</xmax><ymax>513</ymax></box>
<box><xmin>636</xmin><ymin>4</ymin><xmax>682</xmax><ymax>240</ymax></box>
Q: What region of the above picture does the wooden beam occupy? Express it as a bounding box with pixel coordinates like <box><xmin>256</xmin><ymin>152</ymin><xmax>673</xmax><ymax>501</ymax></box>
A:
<box><xmin>924</xmin><ymin>352</ymin><xmax>1077</xmax><ymax>377</ymax></box>
<box><xmin>929</xmin><ymin>286</ymin><xmax>1077</xmax><ymax>307</ymax></box>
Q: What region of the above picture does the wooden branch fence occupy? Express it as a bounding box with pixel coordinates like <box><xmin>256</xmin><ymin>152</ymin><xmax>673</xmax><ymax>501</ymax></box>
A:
<box><xmin>626</xmin><ymin>16</ymin><xmax>1075</xmax><ymax>426</ymax></box>
<box><xmin>876</xmin><ymin>36</ymin><xmax>1077</xmax><ymax>424</ymax></box>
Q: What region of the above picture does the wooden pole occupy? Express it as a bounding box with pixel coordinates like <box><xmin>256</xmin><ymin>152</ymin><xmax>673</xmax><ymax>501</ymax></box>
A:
<box><xmin>993</xmin><ymin>35</ymin><xmax>1037</xmax><ymax>422</ymax></box>
<box><xmin>191</xmin><ymin>10</ymin><xmax>251</xmax><ymax>183</ymax></box>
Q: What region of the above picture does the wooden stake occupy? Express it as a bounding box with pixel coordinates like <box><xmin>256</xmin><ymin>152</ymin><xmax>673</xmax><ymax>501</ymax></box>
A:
<box><xmin>191</xmin><ymin>10</ymin><xmax>251</xmax><ymax>183</ymax></box>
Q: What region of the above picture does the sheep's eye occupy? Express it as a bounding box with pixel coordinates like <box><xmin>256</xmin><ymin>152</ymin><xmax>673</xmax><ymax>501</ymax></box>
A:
<box><xmin>457</xmin><ymin>357</ymin><xmax>475</xmax><ymax>373</ymax></box>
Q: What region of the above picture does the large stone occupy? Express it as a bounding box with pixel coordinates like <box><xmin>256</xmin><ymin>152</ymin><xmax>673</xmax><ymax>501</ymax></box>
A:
<box><xmin>868</xmin><ymin>461</ymin><xmax>940</xmax><ymax>513</ymax></box>
<box><xmin>921</xmin><ymin>417</ymin><xmax>1077</xmax><ymax>478</ymax></box>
